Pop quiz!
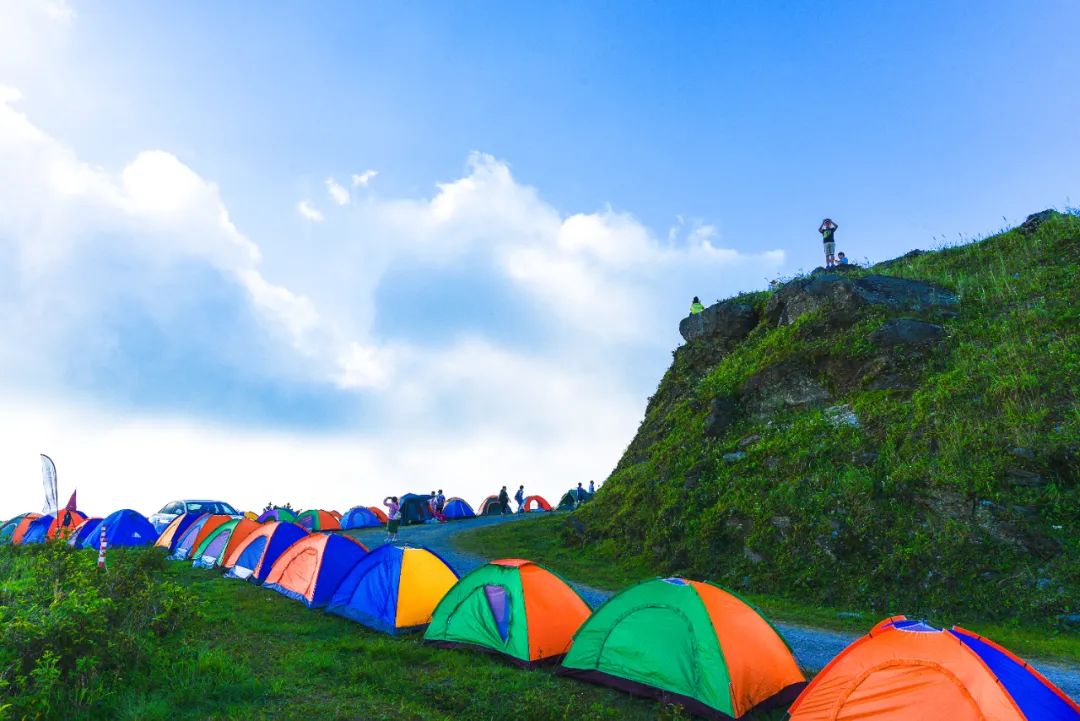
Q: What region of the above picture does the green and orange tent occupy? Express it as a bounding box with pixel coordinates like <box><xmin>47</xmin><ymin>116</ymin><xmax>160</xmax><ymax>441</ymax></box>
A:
<box><xmin>423</xmin><ymin>558</ymin><xmax>590</xmax><ymax>667</ymax></box>
<box><xmin>558</xmin><ymin>577</ymin><xmax>805</xmax><ymax>720</ymax></box>
<box><xmin>296</xmin><ymin>509</ymin><xmax>341</xmax><ymax>532</ymax></box>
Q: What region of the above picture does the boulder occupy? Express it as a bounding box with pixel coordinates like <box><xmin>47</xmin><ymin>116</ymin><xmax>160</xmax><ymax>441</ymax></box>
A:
<box><xmin>765</xmin><ymin>273</ymin><xmax>958</xmax><ymax>327</ymax></box>
<box><xmin>680</xmin><ymin>300</ymin><xmax>758</xmax><ymax>343</ymax></box>
<box><xmin>1017</xmin><ymin>209</ymin><xmax>1059</xmax><ymax>235</ymax></box>
<box><xmin>704</xmin><ymin>396</ymin><xmax>741</xmax><ymax>438</ymax></box>
<box><xmin>742</xmin><ymin>360</ymin><xmax>832</xmax><ymax>418</ymax></box>
<box><xmin>870</xmin><ymin>318</ymin><xmax>946</xmax><ymax>348</ymax></box>
<box><xmin>875</xmin><ymin>249</ymin><xmax>926</xmax><ymax>270</ymax></box>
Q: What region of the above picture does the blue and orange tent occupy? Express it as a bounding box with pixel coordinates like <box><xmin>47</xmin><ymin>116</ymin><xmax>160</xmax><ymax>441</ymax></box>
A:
<box><xmin>68</xmin><ymin>517</ymin><xmax>104</xmax><ymax>548</ymax></box>
<box><xmin>154</xmin><ymin>513</ymin><xmax>202</xmax><ymax>553</ymax></box>
<box><xmin>168</xmin><ymin>514</ymin><xmax>231</xmax><ymax>560</ymax></box>
<box><xmin>21</xmin><ymin>510</ymin><xmax>87</xmax><ymax>544</ymax></box>
<box><xmin>788</xmin><ymin>616</ymin><xmax>1080</xmax><ymax>721</ymax></box>
<box><xmin>341</xmin><ymin>506</ymin><xmax>384</xmax><ymax>529</ymax></box>
<box><xmin>443</xmin><ymin>498</ymin><xmax>475</xmax><ymax>520</ymax></box>
<box><xmin>263</xmin><ymin>533</ymin><xmax>368</xmax><ymax>608</ymax></box>
<box><xmin>98</xmin><ymin>509</ymin><xmax>158</xmax><ymax>547</ymax></box>
<box><xmin>5</xmin><ymin>513</ymin><xmax>43</xmax><ymax>545</ymax></box>
<box><xmin>327</xmin><ymin>545</ymin><xmax>459</xmax><ymax>634</ymax></box>
<box><xmin>223</xmin><ymin>521</ymin><xmax>309</xmax><ymax>582</ymax></box>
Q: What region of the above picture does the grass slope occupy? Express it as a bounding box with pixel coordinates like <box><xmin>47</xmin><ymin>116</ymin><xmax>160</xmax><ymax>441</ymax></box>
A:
<box><xmin>455</xmin><ymin>513</ymin><xmax>1080</xmax><ymax>665</ymax></box>
<box><xmin>573</xmin><ymin>212</ymin><xmax>1079</xmax><ymax>624</ymax></box>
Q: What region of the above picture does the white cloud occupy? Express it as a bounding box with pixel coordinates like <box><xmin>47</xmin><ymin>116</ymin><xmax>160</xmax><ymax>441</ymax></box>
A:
<box><xmin>351</xmin><ymin>169</ymin><xmax>378</xmax><ymax>187</ymax></box>
<box><xmin>0</xmin><ymin>90</ymin><xmax>786</xmax><ymax>519</ymax></box>
<box><xmin>297</xmin><ymin>199</ymin><xmax>323</xmax><ymax>222</ymax></box>
<box><xmin>326</xmin><ymin>177</ymin><xmax>350</xmax><ymax>206</ymax></box>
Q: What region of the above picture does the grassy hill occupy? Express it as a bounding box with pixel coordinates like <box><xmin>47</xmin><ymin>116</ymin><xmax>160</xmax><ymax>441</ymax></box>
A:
<box><xmin>569</xmin><ymin>211</ymin><xmax>1079</xmax><ymax>624</ymax></box>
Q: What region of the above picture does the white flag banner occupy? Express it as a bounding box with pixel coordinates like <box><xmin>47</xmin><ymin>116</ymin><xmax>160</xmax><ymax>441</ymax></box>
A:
<box><xmin>41</xmin><ymin>454</ymin><xmax>58</xmax><ymax>515</ymax></box>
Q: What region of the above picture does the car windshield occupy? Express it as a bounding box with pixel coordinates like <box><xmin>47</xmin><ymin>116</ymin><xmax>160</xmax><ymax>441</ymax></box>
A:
<box><xmin>184</xmin><ymin>501</ymin><xmax>238</xmax><ymax>515</ymax></box>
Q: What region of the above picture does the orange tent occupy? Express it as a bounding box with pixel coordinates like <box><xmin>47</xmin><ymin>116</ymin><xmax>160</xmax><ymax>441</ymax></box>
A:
<box><xmin>522</xmin><ymin>495</ymin><xmax>552</xmax><ymax>512</ymax></box>
<box><xmin>11</xmin><ymin>513</ymin><xmax>43</xmax><ymax>545</ymax></box>
<box><xmin>788</xmin><ymin>616</ymin><xmax>1080</xmax><ymax>721</ymax></box>
<box><xmin>263</xmin><ymin>533</ymin><xmax>368</xmax><ymax>607</ymax></box>
<box><xmin>367</xmin><ymin>506</ymin><xmax>388</xmax><ymax>523</ymax></box>
<box><xmin>296</xmin><ymin>509</ymin><xmax>342</xmax><ymax>532</ymax></box>
<box><xmin>329</xmin><ymin>510</ymin><xmax>343</xmax><ymax>520</ymax></box>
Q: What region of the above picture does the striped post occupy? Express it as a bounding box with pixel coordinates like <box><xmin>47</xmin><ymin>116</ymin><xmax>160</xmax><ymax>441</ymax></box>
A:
<box><xmin>97</xmin><ymin>524</ymin><xmax>107</xmax><ymax>570</ymax></box>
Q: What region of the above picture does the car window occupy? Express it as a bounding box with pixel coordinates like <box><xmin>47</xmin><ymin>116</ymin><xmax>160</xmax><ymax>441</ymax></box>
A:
<box><xmin>186</xmin><ymin>501</ymin><xmax>207</xmax><ymax>514</ymax></box>
<box><xmin>158</xmin><ymin>503</ymin><xmax>174</xmax><ymax>514</ymax></box>
<box><xmin>217</xmin><ymin>503</ymin><xmax>238</xmax><ymax>515</ymax></box>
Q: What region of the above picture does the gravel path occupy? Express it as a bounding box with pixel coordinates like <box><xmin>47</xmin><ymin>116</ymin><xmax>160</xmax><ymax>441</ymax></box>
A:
<box><xmin>347</xmin><ymin>513</ymin><xmax>1080</xmax><ymax>699</ymax></box>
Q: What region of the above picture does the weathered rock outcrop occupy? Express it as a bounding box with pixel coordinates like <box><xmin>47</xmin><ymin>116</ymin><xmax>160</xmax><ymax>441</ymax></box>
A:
<box><xmin>679</xmin><ymin>300</ymin><xmax>758</xmax><ymax>344</ymax></box>
<box><xmin>741</xmin><ymin>359</ymin><xmax>832</xmax><ymax>418</ymax></box>
<box><xmin>764</xmin><ymin>273</ymin><xmax>958</xmax><ymax>326</ymax></box>
<box><xmin>869</xmin><ymin>318</ymin><xmax>946</xmax><ymax>348</ymax></box>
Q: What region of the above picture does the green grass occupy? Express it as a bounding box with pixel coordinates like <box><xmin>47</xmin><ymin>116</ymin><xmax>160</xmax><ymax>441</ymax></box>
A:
<box><xmin>572</xmin><ymin>212</ymin><xmax>1080</xmax><ymax>630</ymax></box>
<box><xmin>456</xmin><ymin>513</ymin><xmax>1080</xmax><ymax>665</ymax></box>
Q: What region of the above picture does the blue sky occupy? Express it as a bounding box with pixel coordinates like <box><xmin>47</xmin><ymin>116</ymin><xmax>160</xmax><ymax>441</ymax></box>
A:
<box><xmin>1</xmin><ymin>0</ymin><xmax>1078</xmax><ymax>516</ymax></box>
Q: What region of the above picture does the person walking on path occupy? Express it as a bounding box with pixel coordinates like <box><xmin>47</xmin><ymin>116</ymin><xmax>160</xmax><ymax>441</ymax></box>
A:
<box><xmin>383</xmin><ymin>496</ymin><xmax>401</xmax><ymax>542</ymax></box>
<box><xmin>514</xmin><ymin>485</ymin><xmax>526</xmax><ymax>513</ymax></box>
<box><xmin>498</xmin><ymin>486</ymin><xmax>511</xmax><ymax>515</ymax></box>
<box><xmin>819</xmin><ymin>218</ymin><xmax>838</xmax><ymax>268</ymax></box>
<box><xmin>690</xmin><ymin>296</ymin><xmax>705</xmax><ymax>314</ymax></box>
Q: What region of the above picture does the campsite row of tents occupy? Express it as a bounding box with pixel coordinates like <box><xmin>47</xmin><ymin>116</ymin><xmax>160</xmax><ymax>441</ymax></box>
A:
<box><xmin>6</xmin><ymin>507</ymin><xmax>1073</xmax><ymax>719</ymax></box>
<box><xmin>150</xmin><ymin>511</ymin><xmax>1077</xmax><ymax>720</ymax></box>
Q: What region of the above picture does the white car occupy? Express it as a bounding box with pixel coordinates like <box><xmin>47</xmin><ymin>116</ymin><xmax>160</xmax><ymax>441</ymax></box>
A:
<box><xmin>149</xmin><ymin>499</ymin><xmax>241</xmax><ymax>532</ymax></box>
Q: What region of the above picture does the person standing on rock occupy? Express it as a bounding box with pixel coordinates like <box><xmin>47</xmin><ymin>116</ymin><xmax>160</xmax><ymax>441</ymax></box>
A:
<box><xmin>499</xmin><ymin>485</ymin><xmax>511</xmax><ymax>514</ymax></box>
<box><xmin>690</xmin><ymin>296</ymin><xmax>705</xmax><ymax>314</ymax></box>
<box><xmin>819</xmin><ymin>218</ymin><xmax>838</xmax><ymax>268</ymax></box>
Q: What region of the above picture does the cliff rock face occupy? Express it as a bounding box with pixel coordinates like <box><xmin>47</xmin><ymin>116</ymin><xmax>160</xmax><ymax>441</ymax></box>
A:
<box><xmin>578</xmin><ymin>211</ymin><xmax>1079</xmax><ymax>621</ymax></box>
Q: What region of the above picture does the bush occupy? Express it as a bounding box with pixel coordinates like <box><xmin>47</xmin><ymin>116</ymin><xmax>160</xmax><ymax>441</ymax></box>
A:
<box><xmin>0</xmin><ymin>542</ymin><xmax>202</xmax><ymax>718</ymax></box>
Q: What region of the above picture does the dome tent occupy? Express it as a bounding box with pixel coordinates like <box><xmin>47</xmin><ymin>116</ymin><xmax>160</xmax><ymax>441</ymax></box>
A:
<box><xmin>559</xmin><ymin>577</ymin><xmax>805</xmax><ymax>720</ymax></box>
<box><xmin>191</xmin><ymin>519</ymin><xmax>245</xmax><ymax>569</ymax></box>
<box><xmin>6</xmin><ymin>513</ymin><xmax>43</xmax><ymax>545</ymax></box>
<box><xmin>68</xmin><ymin>517</ymin><xmax>103</xmax><ymax>548</ymax></box>
<box><xmin>169</xmin><ymin>514</ymin><xmax>232</xmax><ymax>560</ymax></box>
<box><xmin>20</xmin><ymin>510</ymin><xmax>87</xmax><ymax>544</ymax></box>
<box><xmin>256</xmin><ymin>507</ymin><xmax>298</xmax><ymax>523</ymax></box>
<box><xmin>398</xmin><ymin>494</ymin><xmax>434</xmax><ymax>525</ymax></box>
<box><xmin>442</xmin><ymin>498</ymin><xmax>475</xmax><ymax>520</ymax></box>
<box><xmin>477</xmin><ymin>496</ymin><xmax>503</xmax><ymax>516</ymax></box>
<box><xmin>98</xmin><ymin>509</ymin><xmax>159</xmax><ymax>547</ymax></box>
<box><xmin>154</xmin><ymin>513</ymin><xmax>202</xmax><ymax>553</ymax></box>
<box><xmin>341</xmin><ymin>506</ymin><xmax>384</xmax><ymax>529</ymax></box>
<box><xmin>297</xmin><ymin>509</ymin><xmax>342</xmax><ymax>532</ymax></box>
<box><xmin>223</xmin><ymin>521</ymin><xmax>309</xmax><ymax>582</ymax></box>
<box><xmin>424</xmin><ymin>558</ymin><xmax>590</xmax><ymax>667</ymax></box>
<box><xmin>787</xmin><ymin>616</ymin><xmax>1080</xmax><ymax>721</ymax></box>
<box><xmin>522</xmin><ymin>495</ymin><xmax>552</xmax><ymax>512</ymax></box>
<box><xmin>263</xmin><ymin>533</ymin><xmax>369</xmax><ymax>608</ymax></box>
<box><xmin>328</xmin><ymin>545</ymin><xmax>459</xmax><ymax>634</ymax></box>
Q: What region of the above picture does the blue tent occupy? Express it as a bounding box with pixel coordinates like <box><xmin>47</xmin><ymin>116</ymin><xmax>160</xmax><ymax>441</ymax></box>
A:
<box><xmin>442</xmin><ymin>498</ymin><xmax>475</xmax><ymax>520</ymax></box>
<box><xmin>70</xmin><ymin>518</ymin><xmax>104</xmax><ymax>549</ymax></box>
<box><xmin>264</xmin><ymin>533</ymin><xmax>369</xmax><ymax>608</ymax></box>
<box><xmin>225</xmin><ymin>521</ymin><xmax>309</xmax><ymax>583</ymax></box>
<box><xmin>399</xmin><ymin>493</ymin><xmax>434</xmax><ymax>525</ymax></box>
<box><xmin>20</xmin><ymin>514</ymin><xmax>55</xmax><ymax>545</ymax></box>
<box><xmin>327</xmin><ymin>544</ymin><xmax>459</xmax><ymax>634</ymax></box>
<box><xmin>99</xmin><ymin>509</ymin><xmax>158</xmax><ymax>547</ymax></box>
<box><xmin>341</xmin><ymin>506</ymin><xmax>383</xmax><ymax>529</ymax></box>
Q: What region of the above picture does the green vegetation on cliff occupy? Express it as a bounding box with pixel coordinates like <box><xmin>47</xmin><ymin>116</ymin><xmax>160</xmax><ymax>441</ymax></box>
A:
<box><xmin>574</xmin><ymin>211</ymin><xmax>1079</xmax><ymax>622</ymax></box>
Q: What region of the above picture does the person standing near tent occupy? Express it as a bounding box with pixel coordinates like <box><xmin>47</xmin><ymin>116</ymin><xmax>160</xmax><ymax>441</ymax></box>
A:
<box><xmin>384</xmin><ymin>496</ymin><xmax>400</xmax><ymax>542</ymax></box>
<box><xmin>498</xmin><ymin>486</ymin><xmax>511</xmax><ymax>515</ymax></box>
<box><xmin>690</xmin><ymin>296</ymin><xmax>705</xmax><ymax>314</ymax></box>
<box><xmin>819</xmin><ymin>218</ymin><xmax>838</xmax><ymax>268</ymax></box>
<box><xmin>575</xmin><ymin>482</ymin><xmax>587</xmax><ymax>508</ymax></box>
<box><xmin>514</xmin><ymin>485</ymin><xmax>525</xmax><ymax>513</ymax></box>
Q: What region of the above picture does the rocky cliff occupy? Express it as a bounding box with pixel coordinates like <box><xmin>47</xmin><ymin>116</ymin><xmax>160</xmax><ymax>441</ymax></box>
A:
<box><xmin>575</xmin><ymin>210</ymin><xmax>1079</xmax><ymax>622</ymax></box>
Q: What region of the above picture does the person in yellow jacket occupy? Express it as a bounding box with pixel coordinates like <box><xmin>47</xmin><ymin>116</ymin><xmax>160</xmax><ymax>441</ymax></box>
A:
<box><xmin>690</xmin><ymin>296</ymin><xmax>705</xmax><ymax>314</ymax></box>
